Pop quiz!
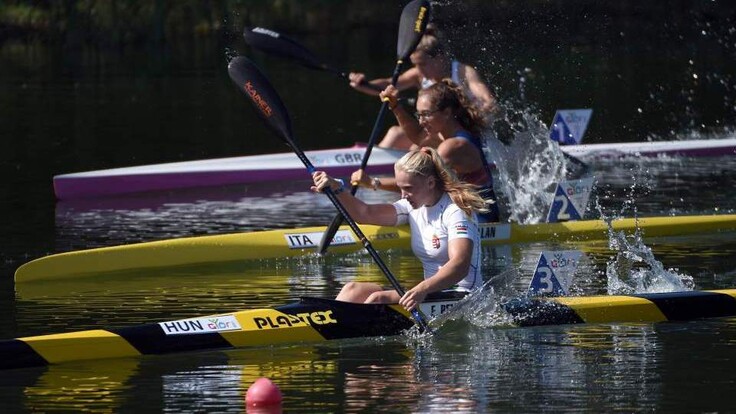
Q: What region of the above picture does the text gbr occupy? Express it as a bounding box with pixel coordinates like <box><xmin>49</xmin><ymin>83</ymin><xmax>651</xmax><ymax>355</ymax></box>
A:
<box><xmin>334</xmin><ymin>153</ymin><xmax>363</xmax><ymax>164</ymax></box>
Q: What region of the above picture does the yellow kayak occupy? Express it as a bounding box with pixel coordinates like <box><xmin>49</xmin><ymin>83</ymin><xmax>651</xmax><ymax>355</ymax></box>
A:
<box><xmin>15</xmin><ymin>214</ymin><xmax>736</xmax><ymax>283</ymax></box>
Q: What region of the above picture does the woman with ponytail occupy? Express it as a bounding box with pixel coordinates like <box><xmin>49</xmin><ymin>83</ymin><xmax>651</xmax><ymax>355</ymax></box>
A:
<box><xmin>352</xmin><ymin>79</ymin><xmax>500</xmax><ymax>222</ymax></box>
<box><xmin>311</xmin><ymin>147</ymin><xmax>486</xmax><ymax>310</ymax></box>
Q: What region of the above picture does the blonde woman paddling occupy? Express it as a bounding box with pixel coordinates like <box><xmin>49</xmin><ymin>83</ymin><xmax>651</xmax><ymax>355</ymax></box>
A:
<box><xmin>311</xmin><ymin>147</ymin><xmax>487</xmax><ymax>312</ymax></box>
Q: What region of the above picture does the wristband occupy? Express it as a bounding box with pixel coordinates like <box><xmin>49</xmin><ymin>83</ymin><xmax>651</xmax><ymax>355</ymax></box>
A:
<box><xmin>333</xmin><ymin>178</ymin><xmax>345</xmax><ymax>194</ymax></box>
<box><xmin>372</xmin><ymin>177</ymin><xmax>381</xmax><ymax>191</ymax></box>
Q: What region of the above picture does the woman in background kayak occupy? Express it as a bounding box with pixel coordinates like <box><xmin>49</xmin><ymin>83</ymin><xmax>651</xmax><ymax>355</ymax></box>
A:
<box><xmin>352</xmin><ymin>79</ymin><xmax>500</xmax><ymax>223</ymax></box>
<box><xmin>349</xmin><ymin>27</ymin><xmax>498</xmax><ymax>150</ymax></box>
<box><xmin>311</xmin><ymin>147</ymin><xmax>486</xmax><ymax>311</ymax></box>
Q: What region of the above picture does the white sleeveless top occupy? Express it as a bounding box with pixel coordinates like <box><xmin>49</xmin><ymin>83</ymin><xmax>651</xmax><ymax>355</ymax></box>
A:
<box><xmin>393</xmin><ymin>193</ymin><xmax>482</xmax><ymax>290</ymax></box>
<box><xmin>420</xmin><ymin>61</ymin><xmax>480</xmax><ymax>106</ymax></box>
<box><xmin>420</xmin><ymin>60</ymin><xmax>462</xmax><ymax>89</ymax></box>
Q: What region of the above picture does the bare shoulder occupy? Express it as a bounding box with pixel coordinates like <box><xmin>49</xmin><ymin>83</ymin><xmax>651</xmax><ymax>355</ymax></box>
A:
<box><xmin>460</xmin><ymin>64</ymin><xmax>489</xmax><ymax>87</ymax></box>
<box><xmin>437</xmin><ymin>138</ymin><xmax>475</xmax><ymax>160</ymax></box>
<box><xmin>438</xmin><ymin>137</ymin><xmax>472</xmax><ymax>152</ymax></box>
<box><xmin>461</xmin><ymin>63</ymin><xmax>481</xmax><ymax>77</ymax></box>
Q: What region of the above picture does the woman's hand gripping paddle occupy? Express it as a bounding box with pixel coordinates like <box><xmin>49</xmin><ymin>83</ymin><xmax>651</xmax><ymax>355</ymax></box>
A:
<box><xmin>318</xmin><ymin>0</ymin><xmax>431</xmax><ymax>255</ymax></box>
<box><xmin>228</xmin><ymin>56</ymin><xmax>431</xmax><ymax>333</ymax></box>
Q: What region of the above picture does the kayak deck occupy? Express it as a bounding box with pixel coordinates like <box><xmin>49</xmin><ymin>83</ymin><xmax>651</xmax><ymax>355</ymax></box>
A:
<box><xmin>565</xmin><ymin>137</ymin><xmax>736</xmax><ymax>159</ymax></box>
<box><xmin>3</xmin><ymin>289</ymin><xmax>736</xmax><ymax>370</ymax></box>
<box><xmin>15</xmin><ymin>214</ymin><xmax>736</xmax><ymax>283</ymax></box>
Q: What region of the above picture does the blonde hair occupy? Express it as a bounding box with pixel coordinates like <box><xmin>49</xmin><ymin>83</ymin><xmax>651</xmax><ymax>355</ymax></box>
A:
<box><xmin>418</xmin><ymin>79</ymin><xmax>487</xmax><ymax>136</ymax></box>
<box><xmin>395</xmin><ymin>147</ymin><xmax>489</xmax><ymax>216</ymax></box>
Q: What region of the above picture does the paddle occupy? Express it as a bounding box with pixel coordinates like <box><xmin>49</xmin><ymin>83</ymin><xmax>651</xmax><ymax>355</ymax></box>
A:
<box><xmin>227</xmin><ymin>56</ymin><xmax>431</xmax><ymax>333</ymax></box>
<box><xmin>563</xmin><ymin>150</ymin><xmax>589</xmax><ymax>176</ymax></box>
<box><xmin>318</xmin><ymin>0</ymin><xmax>431</xmax><ymax>255</ymax></box>
<box><xmin>243</xmin><ymin>26</ymin><xmax>382</xmax><ymax>92</ymax></box>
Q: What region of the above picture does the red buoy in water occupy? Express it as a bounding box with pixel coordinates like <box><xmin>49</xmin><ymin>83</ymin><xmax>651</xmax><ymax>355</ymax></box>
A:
<box><xmin>246</xmin><ymin>377</ymin><xmax>283</xmax><ymax>407</ymax></box>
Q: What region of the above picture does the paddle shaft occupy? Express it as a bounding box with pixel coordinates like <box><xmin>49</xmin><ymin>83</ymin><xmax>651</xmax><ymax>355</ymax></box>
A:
<box><xmin>311</xmin><ymin>63</ymin><xmax>384</xmax><ymax>92</ymax></box>
<box><xmin>358</xmin><ymin>62</ymin><xmax>405</xmax><ymax>178</ymax></box>
<box><xmin>244</xmin><ymin>27</ymin><xmax>383</xmax><ymax>92</ymax></box>
<box><xmin>288</xmin><ymin>144</ymin><xmax>430</xmax><ymax>332</ymax></box>
<box><xmin>318</xmin><ymin>0</ymin><xmax>430</xmax><ymax>255</ymax></box>
<box><xmin>563</xmin><ymin>151</ymin><xmax>589</xmax><ymax>172</ymax></box>
<box><xmin>318</xmin><ymin>59</ymin><xmax>405</xmax><ymax>254</ymax></box>
<box><xmin>339</xmin><ymin>71</ymin><xmax>384</xmax><ymax>92</ymax></box>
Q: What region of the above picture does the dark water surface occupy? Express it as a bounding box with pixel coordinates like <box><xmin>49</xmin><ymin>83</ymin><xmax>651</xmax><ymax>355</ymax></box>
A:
<box><xmin>2</xmin><ymin>2</ymin><xmax>736</xmax><ymax>412</ymax></box>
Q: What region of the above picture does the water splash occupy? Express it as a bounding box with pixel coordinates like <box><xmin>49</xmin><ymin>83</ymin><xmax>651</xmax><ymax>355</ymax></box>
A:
<box><xmin>597</xmin><ymin>197</ymin><xmax>695</xmax><ymax>294</ymax></box>
<box><xmin>224</xmin><ymin>47</ymin><xmax>238</xmax><ymax>63</ymax></box>
<box><xmin>425</xmin><ymin>270</ymin><xmax>519</xmax><ymax>331</ymax></box>
<box><xmin>485</xmin><ymin>111</ymin><xmax>569</xmax><ymax>224</ymax></box>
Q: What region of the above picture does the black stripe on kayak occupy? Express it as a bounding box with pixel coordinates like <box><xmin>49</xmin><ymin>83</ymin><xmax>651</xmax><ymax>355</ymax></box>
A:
<box><xmin>0</xmin><ymin>339</ymin><xmax>48</xmax><ymax>369</ymax></box>
<box><xmin>112</xmin><ymin>324</ymin><xmax>232</xmax><ymax>355</ymax></box>
<box><xmin>502</xmin><ymin>298</ymin><xmax>585</xmax><ymax>327</ymax></box>
<box><xmin>634</xmin><ymin>290</ymin><xmax>736</xmax><ymax>321</ymax></box>
<box><xmin>280</xmin><ymin>298</ymin><xmax>414</xmax><ymax>339</ymax></box>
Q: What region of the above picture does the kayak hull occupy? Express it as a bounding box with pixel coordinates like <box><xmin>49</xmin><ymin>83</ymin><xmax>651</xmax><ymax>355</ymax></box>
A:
<box><xmin>53</xmin><ymin>144</ymin><xmax>405</xmax><ymax>200</ymax></box>
<box><xmin>0</xmin><ymin>296</ymin><xmax>446</xmax><ymax>370</ymax></box>
<box><xmin>15</xmin><ymin>214</ymin><xmax>736</xmax><ymax>283</ymax></box>
<box><xmin>3</xmin><ymin>290</ymin><xmax>736</xmax><ymax>370</ymax></box>
<box><xmin>505</xmin><ymin>289</ymin><xmax>736</xmax><ymax>326</ymax></box>
<box><xmin>53</xmin><ymin>138</ymin><xmax>736</xmax><ymax>199</ymax></box>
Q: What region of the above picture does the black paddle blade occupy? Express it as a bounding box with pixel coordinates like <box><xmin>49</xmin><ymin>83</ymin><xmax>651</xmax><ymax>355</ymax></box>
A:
<box><xmin>244</xmin><ymin>27</ymin><xmax>326</xmax><ymax>72</ymax></box>
<box><xmin>319</xmin><ymin>214</ymin><xmax>345</xmax><ymax>255</ymax></box>
<box><xmin>397</xmin><ymin>0</ymin><xmax>431</xmax><ymax>60</ymax></box>
<box><xmin>227</xmin><ymin>56</ymin><xmax>295</xmax><ymax>147</ymax></box>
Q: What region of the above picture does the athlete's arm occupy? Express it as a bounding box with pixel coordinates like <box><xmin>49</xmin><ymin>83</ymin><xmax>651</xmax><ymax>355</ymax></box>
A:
<box><xmin>349</xmin><ymin>67</ymin><xmax>421</xmax><ymax>96</ymax></box>
<box><xmin>350</xmin><ymin>169</ymin><xmax>400</xmax><ymax>193</ymax></box>
<box><xmin>399</xmin><ymin>238</ymin><xmax>474</xmax><ymax>311</ymax></box>
<box><xmin>380</xmin><ymin>85</ymin><xmax>427</xmax><ymax>146</ymax></box>
<box><xmin>311</xmin><ymin>171</ymin><xmax>397</xmax><ymax>226</ymax></box>
<box><xmin>463</xmin><ymin>65</ymin><xmax>499</xmax><ymax>115</ymax></box>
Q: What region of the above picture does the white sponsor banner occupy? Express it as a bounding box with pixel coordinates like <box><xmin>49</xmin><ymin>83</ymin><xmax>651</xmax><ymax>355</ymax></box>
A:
<box><xmin>159</xmin><ymin>315</ymin><xmax>241</xmax><ymax>335</ymax></box>
<box><xmin>284</xmin><ymin>229</ymin><xmax>356</xmax><ymax>249</ymax></box>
